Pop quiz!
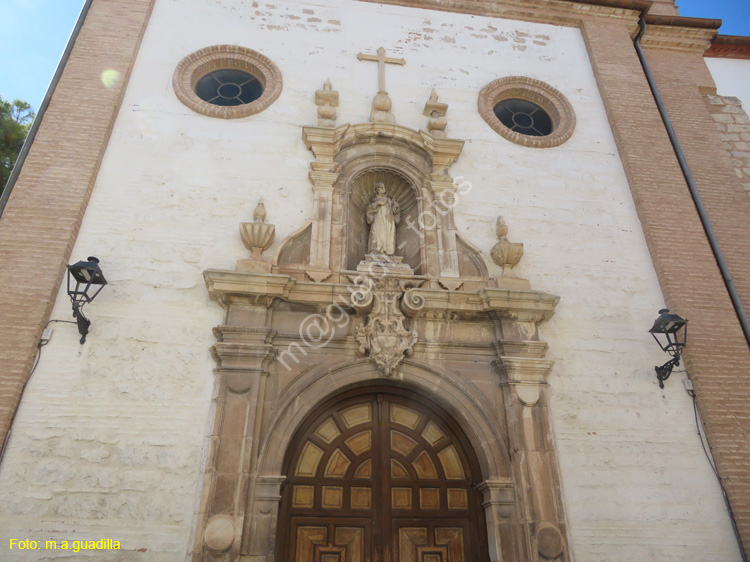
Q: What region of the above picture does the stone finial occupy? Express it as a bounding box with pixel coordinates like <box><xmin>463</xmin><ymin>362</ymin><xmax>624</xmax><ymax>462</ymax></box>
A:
<box><xmin>237</xmin><ymin>200</ymin><xmax>275</xmax><ymax>273</ymax></box>
<box><xmin>423</xmin><ymin>88</ymin><xmax>448</xmax><ymax>138</ymax></box>
<box><xmin>315</xmin><ymin>79</ymin><xmax>339</xmax><ymax>127</ymax></box>
<box><xmin>490</xmin><ymin>216</ymin><xmax>523</xmax><ymax>274</ymax></box>
<box><xmin>253</xmin><ymin>199</ymin><xmax>267</xmax><ymax>223</ymax></box>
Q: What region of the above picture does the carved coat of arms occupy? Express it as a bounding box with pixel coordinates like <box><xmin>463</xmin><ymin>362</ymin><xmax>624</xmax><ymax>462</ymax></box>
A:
<box><xmin>352</xmin><ymin>276</ymin><xmax>421</xmax><ymax>376</ymax></box>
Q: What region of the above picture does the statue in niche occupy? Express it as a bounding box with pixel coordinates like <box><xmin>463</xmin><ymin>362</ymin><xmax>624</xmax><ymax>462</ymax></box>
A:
<box><xmin>366</xmin><ymin>182</ymin><xmax>400</xmax><ymax>255</ymax></box>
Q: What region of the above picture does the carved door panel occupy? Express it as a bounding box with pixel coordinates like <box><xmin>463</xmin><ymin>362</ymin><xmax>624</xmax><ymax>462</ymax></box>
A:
<box><xmin>280</xmin><ymin>391</ymin><xmax>487</xmax><ymax>562</ymax></box>
<box><xmin>395</xmin><ymin>523</ymin><xmax>468</xmax><ymax>562</ymax></box>
<box><xmin>291</xmin><ymin>519</ymin><xmax>369</xmax><ymax>562</ymax></box>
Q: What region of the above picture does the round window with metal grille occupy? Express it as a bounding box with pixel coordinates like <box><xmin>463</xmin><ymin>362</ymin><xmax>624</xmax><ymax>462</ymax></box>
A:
<box><xmin>478</xmin><ymin>76</ymin><xmax>575</xmax><ymax>148</ymax></box>
<box><xmin>173</xmin><ymin>45</ymin><xmax>282</xmax><ymax>119</ymax></box>
<box><xmin>493</xmin><ymin>98</ymin><xmax>553</xmax><ymax>137</ymax></box>
<box><xmin>194</xmin><ymin>69</ymin><xmax>263</xmax><ymax>107</ymax></box>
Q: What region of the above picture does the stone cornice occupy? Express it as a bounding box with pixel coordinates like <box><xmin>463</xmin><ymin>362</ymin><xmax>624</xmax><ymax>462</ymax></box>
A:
<box><xmin>640</xmin><ymin>21</ymin><xmax>718</xmax><ymax>53</ymax></box>
<box><xmin>644</xmin><ymin>14</ymin><xmax>721</xmax><ymax>29</ymax></box>
<box><xmin>211</xmin><ymin>327</ymin><xmax>277</xmax><ymax>376</ymax></box>
<box><xmin>412</xmin><ymin>286</ymin><xmax>559</xmax><ymax>322</ymax></box>
<box><xmin>204</xmin><ymin>270</ymin><xmax>559</xmax><ymax>324</ymax></box>
<box><xmin>494</xmin><ymin>356</ymin><xmax>555</xmax><ymax>383</ymax></box>
<box><xmin>303</xmin><ymin>123</ymin><xmax>465</xmax><ymax>165</ymax></box>
<box><xmin>353</xmin><ymin>0</ymin><xmax>646</xmax><ymax>30</ymax></box>
<box><xmin>497</xmin><ymin>340</ymin><xmax>550</xmax><ymax>358</ymax></box>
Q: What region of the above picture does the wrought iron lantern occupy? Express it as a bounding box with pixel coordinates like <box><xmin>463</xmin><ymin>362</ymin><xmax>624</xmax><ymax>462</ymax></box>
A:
<box><xmin>66</xmin><ymin>256</ymin><xmax>108</xmax><ymax>344</ymax></box>
<box><xmin>649</xmin><ymin>308</ymin><xmax>688</xmax><ymax>388</ymax></box>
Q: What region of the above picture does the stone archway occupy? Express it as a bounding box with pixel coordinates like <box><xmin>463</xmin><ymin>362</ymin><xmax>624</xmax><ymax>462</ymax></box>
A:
<box><xmin>256</xmin><ymin>359</ymin><xmax>511</xmax><ymax>483</ymax></box>
<box><xmin>198</xmin><ymin>266</ymin><xmax>567</xmax><ymax>562</ymax></box>
<box><xmin>243</xmin><ymin>359</ymin><xmax>517</xmax><ymax>562</ymax></box>
<box><xmin>276</xmin><ymin>385</ymin><xmax>491</xmax><ymax>562</ymax></box>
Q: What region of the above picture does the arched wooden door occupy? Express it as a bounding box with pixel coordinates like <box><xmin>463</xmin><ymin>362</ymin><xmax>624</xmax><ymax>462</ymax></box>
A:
<box><xmin>278</xmin><ymin>389</ymin><xmax>490</xmax><ymax>562</ymax></box>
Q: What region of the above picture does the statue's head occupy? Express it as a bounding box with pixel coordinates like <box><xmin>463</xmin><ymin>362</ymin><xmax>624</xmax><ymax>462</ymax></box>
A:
<box><xmin>375</xmin><ymin>182</ymin><xmax>386</xmax><ymax>194</ymax></box>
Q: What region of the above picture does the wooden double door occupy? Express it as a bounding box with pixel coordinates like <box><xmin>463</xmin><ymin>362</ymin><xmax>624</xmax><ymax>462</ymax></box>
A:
<box><xmin>279</xmin><ymin>390</ymin><xmax>489</xmax><ymax>562</ymax></box>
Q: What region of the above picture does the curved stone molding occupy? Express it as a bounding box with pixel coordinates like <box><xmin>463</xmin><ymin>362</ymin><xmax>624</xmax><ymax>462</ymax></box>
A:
<box><xmin>456</xmin><ymin>233</ymin><xmax>491</xmax><ymax>280</ymax></box>
<box><xmin>273</xmin><ymin>221</ymin><xmax>312</xmax><ymax>269</ymax></box>
<box><xmin>256</xmin><ymin>358</ymin><xmax>512</xmax><ymax>481</ymax></box>
<box><xmin>173</xmin><ymin>45</ymin><xmax>283</xmax><ymax>119</ymax></box>
<box><xmin>478</xmin><ymin>76</ymin><xmax>576</xmax><ymax>148</ymax></box>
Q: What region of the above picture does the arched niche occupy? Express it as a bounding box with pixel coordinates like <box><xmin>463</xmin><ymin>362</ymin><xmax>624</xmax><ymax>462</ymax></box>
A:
<box><xmin>330</xmin><ymin>139</ymin><xmax>438</xmax><ymax>275</ymax></box>
<box><xmin>344</xmin><ymin>168</ymin><xmax>422</xmax><ymax>272</ymax></box>
<box><xmin>302</xmin><ymin>123</ymin><xmax>464</xmax><ymax>278</ymax></box>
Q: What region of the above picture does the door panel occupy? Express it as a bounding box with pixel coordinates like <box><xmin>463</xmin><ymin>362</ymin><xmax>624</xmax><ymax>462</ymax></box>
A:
<box><xmin>292</xmin><ymin>519</ymin><xmax>370</xmax><ymax>562</ymax></box>
<box><xmin>395</xmin><ymin>522</ymin><xmax>468</xmax><ymax>562</ymax></box>
<box><xmin>280</xmin><ymin>391</ymin><xmax>487</xmax><ymax>562</ymax></box>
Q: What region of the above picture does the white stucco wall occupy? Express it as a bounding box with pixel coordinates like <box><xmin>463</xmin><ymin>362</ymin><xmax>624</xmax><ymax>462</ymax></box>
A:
<box><xmin>0</xmin><ymin>0</ymin><xmax>740</xmax><ymax>560</ymax></box>
<box><xmin>707</xmin><ymin>57</ymin><xmax>750</xmax><ymax>111</ymax></box>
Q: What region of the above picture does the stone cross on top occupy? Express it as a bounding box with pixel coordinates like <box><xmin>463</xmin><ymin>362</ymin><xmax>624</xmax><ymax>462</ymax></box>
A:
<box><xmin>357</xmin><ymin>47</ymin><xmax>405</xmax><ymax>94</ymax></box>
<box><xmin>357</xmin><ymin>47</ymin><xmax>405</xmax><ymax>124</ymax></box>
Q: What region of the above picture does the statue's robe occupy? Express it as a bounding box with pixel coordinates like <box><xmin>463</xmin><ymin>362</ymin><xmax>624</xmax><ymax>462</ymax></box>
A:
<box><xmin>367</xmin><ymin>196</ymin><xmax>400</xmax><ymax>255</ymax></box>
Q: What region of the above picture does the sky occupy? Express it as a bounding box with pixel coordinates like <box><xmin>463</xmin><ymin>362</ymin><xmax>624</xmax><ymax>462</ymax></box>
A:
<box><xmin>0</xmin><ymin>0</ymin><xmax>748</xmax><ymax>112</ymax></box>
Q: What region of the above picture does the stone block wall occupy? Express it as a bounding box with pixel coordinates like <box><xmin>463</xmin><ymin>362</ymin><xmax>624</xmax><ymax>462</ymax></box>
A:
<box><xmin>706</xmin><ymin>94</ymin><xmax>750</xmax><ymax>201</ymax></box>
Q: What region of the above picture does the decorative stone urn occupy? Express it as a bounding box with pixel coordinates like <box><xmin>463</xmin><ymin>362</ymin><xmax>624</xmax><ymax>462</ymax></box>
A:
<box><xmin>490</xmin><ymin>216</ymin><xmax>523</xmax><ymax>275</ymax></box>
<box><xmin>237</xmin><ymin>200</ymin><xmax>275</xmax><ymax>273</ymax></box>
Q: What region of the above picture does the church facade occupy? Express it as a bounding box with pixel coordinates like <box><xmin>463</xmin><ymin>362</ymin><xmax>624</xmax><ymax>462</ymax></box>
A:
<box><xmin>1</xmin><ymin>0</ymin><xmax>750</xmax><ymax>561</ymax></box>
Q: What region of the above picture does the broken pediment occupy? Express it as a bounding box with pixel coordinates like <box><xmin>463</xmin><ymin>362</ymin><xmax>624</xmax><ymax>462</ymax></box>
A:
<box><xmin>274</xmin><ymin>221</ymin><xmax>311</xmax><ymax>269</ymax></box>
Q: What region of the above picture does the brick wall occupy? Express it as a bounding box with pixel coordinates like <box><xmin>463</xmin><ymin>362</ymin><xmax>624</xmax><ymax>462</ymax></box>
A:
<box><xmin>706</xmin><ymin>94</ymin><xmax>750</xmax><ymax>201</ymax></box>
<box><xmin>0</xmin><ymin>0</ymin><xmax>155</xmax><ymax>447</ymax></box>
<box><xmin>582</xmin><ymin>17</ymin><xmax>750</xmax><ymax>552</ymax></box>
<box><xmin>644</xmin><ymin>44</ymin><xmax>750</xmax><ymax>551</ymax></box>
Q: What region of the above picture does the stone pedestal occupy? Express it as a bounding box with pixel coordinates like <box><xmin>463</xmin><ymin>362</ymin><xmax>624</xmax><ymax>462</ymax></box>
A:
<box><xmin>356</xmin><ymin>253</ymin><xmax>413</xmax><ymax>275</ymax></box>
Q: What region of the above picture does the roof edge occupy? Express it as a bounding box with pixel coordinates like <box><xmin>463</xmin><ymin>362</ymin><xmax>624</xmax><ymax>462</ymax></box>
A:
<box><xmin>644</xmin><ymin>14</ymin><xmax>722</xmax><ymax>30</ymax></box>
<box><xmin>706</xmin><ymin>34</ymin><xmax>750</xmax><ymax>59</ymax></box>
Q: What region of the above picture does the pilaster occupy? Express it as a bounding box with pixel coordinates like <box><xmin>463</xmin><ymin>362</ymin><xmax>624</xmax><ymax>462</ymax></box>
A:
<box><xmin>495</xmin><ymin>343</ymin><xmax>567</xmax><ymax>562</ymax></box>
<box><xmin>194</xmin><ymin>327</ymin><xmax>276</xmax><ymax>561</ymax></box>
